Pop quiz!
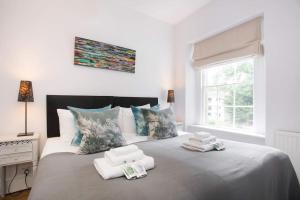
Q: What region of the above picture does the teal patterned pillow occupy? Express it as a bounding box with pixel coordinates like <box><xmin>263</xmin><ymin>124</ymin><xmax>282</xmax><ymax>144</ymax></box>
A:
<box><xmin>68</xmin><ymin>105</ymin><xmax>112</xmax><ymax>146</ymax></box>
<box><xmin>67</xmin><ymin>105</ymin><xmax>112</xmax><ymax>113</ymax></box>
<box><xmin>73</xmin><ymin>107</ymin><xmax>125</xmax><ymax>154</ymax></box>
<box><xmin>141</xmin><ymin>108</ymin><xmax>177</xmax><ymax>139</ymax></box>
<box><xmin>131</xmin><ymin>105</ymin><xmax>160</xmax><ymax>136</ymax></box>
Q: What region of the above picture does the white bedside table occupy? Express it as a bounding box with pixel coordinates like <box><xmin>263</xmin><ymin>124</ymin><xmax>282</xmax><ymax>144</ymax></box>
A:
<box><xmin>0</xmin><ymin>133</ymin><xmax>39</xmax><ymax>196</ymax></box>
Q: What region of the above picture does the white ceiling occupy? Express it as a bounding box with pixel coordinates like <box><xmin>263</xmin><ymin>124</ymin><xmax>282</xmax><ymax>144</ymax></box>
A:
<box><xmin>108</xmin><ymin>0</ymin><xmax>212</xmax><ymax>24</ymax></box>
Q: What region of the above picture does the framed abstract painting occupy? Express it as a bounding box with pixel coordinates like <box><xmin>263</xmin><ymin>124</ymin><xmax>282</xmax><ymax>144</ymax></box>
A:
<box><xmin>74</xmin><ymin>37</ymin><xmax>136</xmax><ymax>73</ymax></box>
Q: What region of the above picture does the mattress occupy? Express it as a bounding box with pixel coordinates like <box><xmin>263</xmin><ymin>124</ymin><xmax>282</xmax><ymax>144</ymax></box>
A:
<box><xmin>31</xmin><ymin>134</ymin><xmax>300</xmax><ymax>200</ymax></box>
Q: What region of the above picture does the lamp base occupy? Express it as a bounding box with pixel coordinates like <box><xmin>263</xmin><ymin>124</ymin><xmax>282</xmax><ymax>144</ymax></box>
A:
<box><xmin>17</xmin><ymin>132</ymin><xmax>34</xmax><ymax>137</ymax></box>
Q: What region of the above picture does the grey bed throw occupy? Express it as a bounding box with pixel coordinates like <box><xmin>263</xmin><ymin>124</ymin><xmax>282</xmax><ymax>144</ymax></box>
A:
<box><xmin>29</xmin><ymin>135</ymin><xmax>300</xmax><ymax>200</ymax></box>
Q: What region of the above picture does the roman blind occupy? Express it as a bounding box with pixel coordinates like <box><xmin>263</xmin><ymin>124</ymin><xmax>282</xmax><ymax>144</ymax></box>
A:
<box><xmin>193</xmin><ymin>17</ymin><xmax>263</xmax><ymax>68</ymax></box>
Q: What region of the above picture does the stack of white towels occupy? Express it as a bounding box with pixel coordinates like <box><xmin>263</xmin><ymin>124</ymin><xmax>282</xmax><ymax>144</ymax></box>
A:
<box><xmin>94</xmin><ymin>145</ymin><xmax>155</xmax><ymax>180</ymax></box>
<box><xmin>182</xmin><ymin>132</ymin><xmax>225</xmax><ymax>152</ymax></box>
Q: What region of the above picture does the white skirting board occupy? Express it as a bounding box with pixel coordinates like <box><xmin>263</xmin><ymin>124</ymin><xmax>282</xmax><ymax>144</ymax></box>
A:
<box><xmin>273</xmin><ymin>130</ymin><xmax>300</xmax><ymax>179</ymax></box>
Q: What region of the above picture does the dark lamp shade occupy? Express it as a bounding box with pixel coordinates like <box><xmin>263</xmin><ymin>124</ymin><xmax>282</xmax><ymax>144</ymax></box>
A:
<box><xmin>167</xmin><ymin>90</ymin><xmax>175</xmax><ymax>103</ymax></box>
<box><xmin>18</xmin><ymin>80</ymin><xmax>34</xmax><ymax>102</ymax></box>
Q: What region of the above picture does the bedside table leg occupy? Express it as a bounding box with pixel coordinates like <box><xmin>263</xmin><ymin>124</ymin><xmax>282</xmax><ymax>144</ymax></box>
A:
<box><xmin>0</xmin><ymin>166</ymin><xmax>6</xmax><ymax>197</ymax></box>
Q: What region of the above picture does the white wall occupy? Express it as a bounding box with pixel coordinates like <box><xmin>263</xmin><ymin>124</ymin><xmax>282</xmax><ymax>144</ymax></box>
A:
<box><xmin>174</xmin><ymin>0</ymin><xmax>300</xmax><ymax>145</ymax></box>
<box><xmin>0</xmin><ymin>0</ymin><xmax>174</xmax><ymax>149</ymax></box>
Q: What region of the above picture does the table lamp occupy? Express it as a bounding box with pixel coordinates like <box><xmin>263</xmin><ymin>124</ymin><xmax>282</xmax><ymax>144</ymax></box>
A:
<box><xmin>167</xmin><ymin>90</ymin><xmax>175</xmax><ymax>108</ymax></box>
<box><xmin>18</xmin><ymin>80</ymin><xmax>34</xmax><ymax>137</ymax></box>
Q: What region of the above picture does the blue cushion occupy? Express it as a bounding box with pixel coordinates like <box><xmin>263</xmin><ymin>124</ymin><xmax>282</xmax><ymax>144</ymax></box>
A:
<box><xmin>131</xmin><ymin>104</ymin><xmax>160</xmax><ymax>136</ymax></box>
<box><xmin>68</xmin><ymin>105</ymin><xmax>112</xmax><ymax>146</ymax></box>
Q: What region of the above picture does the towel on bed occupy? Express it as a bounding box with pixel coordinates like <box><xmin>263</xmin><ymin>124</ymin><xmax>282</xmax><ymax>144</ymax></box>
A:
<box><xmin>182</xmin><ymin>141</ymin><xmax>225</xmax><ymax>152</ymax></box>
<box><xmin>189</xmin><ymin>136</ymin><xmax>217</xmax><ymax>145</ymax></box>
<box><xmin>110</xmin><ymin>145</ymin><xmax>139</xmax><ymax>156</ymax></box>
<box><xmin>193</xmin><ymin>132</ymin><xmax>211</xmax><ymax>139</ymax></box>
<box><xmin>104</xmin><ymin>149</ymin><xmax>145</xmax><ymax>166</ymax></box>
<box><xmin>94</xmin><ymin>156</ymin><xmax>155</xmax><ymax>180</ymax></box>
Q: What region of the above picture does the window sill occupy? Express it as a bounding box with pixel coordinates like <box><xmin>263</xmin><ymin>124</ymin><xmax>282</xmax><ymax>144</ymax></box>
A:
<box><xmin>187</xmin><ymin>125</ymin><xmax>265</xmax><ymax>145</ymax></box>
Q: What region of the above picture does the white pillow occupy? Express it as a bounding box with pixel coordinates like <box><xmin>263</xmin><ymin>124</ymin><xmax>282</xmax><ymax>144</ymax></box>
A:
<box><xmin>57</xmin><ymin>109</ymin><xmax>77</xmax><ymax>143</ymax></box>
<box><xmin>118</xmin><ymin>104</ymin><xmax>150</xmax><ymax>134</ymax></box>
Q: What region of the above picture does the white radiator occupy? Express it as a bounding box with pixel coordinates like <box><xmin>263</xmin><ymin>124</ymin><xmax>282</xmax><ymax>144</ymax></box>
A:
<box><xmin>274</xmin><ymin>130</ymin><xmax>300</xmax><ymax>179</ymax></box>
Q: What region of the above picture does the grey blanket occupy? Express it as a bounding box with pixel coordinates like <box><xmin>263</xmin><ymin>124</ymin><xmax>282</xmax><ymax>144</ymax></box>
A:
<box><xmin>29</xmin><ymin>135</ymin><xmax>300</xmax><ymax>200</ymax></box>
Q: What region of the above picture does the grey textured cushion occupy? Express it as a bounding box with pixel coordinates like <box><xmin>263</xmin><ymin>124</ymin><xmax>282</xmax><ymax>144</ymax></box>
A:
<box><xmin>141</xmin><ymin>108</ymin><xmax>177</xmax><ymax>139</ymax></box>
<box><xmin>73</xmin><ymin>107</ymin><xmax>125</xmax><ymax>154</ymax></box>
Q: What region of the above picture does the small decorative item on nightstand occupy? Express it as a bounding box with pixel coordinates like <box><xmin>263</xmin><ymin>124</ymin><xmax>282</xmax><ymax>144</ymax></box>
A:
<box><xmin>0</xmin><ymin>133</ymin><xmax>39</xmax><ymax>196</ymax></box>
<box><xmin>18</xmin><ymin>80</ymin><xmax>34</xmax><ymax>137</ymax></box>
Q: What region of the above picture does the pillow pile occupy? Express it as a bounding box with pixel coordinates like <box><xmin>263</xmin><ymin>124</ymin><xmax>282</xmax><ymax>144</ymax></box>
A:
<box><xmin>57</xmin><ymin>103</ymin><xmax>176</xmax><ymax>154</ymax></box>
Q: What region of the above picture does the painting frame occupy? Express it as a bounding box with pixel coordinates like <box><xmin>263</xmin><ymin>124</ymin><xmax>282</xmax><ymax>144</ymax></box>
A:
<box><xmin>74</xmin><ymin>37</ymin><xmax>136</xmax><ymax>73</ymax></box>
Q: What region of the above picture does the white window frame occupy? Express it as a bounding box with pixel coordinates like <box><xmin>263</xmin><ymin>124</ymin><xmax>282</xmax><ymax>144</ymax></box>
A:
<box><xmin>196</xmin><ymin>56</ymin><xmax>265</xmax><ymax>135</ymax></box>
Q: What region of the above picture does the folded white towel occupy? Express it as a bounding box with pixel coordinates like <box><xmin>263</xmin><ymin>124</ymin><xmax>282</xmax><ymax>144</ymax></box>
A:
<box><xmin>182</xmin><ymin>140</ymin><xmax>225</xmax><ymax>152</ymax></box>
<box><xmin>110</xmin><ymin>145</ymin><xmax>139</xmax><ymax>156</ymax></box>
<box><xmin>189</xmin><ymin>136</ymin><xmax>217</xmax><ymax>145</ymax></box>
<box><xmin>94</xmin><ymin>156</ymin><xmax>155</xmax><ymax>180</ymax></box>
<box><xmin>105</xmin><ymin>149</ymin><xmax>145</xmax><ymax>166</ymax></box>
<box><xmin>182</xmin><ymin>142</ymin><xmax>215</xmax><ymax>152</ymax></box>
<box><xmin>193</xmin><ymin>132</ymin><xmax>211</xmax><ymax>139</ymax></box>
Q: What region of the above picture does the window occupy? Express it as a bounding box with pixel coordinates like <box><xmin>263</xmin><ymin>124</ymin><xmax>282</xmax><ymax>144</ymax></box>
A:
<box><xmin>201</xmin><ymin>58</ymin><xmax>254</xmax><ymax>131</ymax></box>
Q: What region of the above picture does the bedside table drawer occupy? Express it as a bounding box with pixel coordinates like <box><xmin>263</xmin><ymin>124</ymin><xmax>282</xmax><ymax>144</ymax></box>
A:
<box><xmin>0</xmin><ymin>142</ymin><xmax>32</xmax><ymax>156</ymax></box>
<box><xmin>0</xmin><ymin>152</ymin><xmax>33</xmax><ymax>166</ymax></box>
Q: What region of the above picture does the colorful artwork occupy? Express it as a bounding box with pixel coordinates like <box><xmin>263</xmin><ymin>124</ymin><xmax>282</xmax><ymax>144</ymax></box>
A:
<box><xmin>74</xmin><ymin>37</ymin><xmax>136</xmax><ymax>73</ymax></box>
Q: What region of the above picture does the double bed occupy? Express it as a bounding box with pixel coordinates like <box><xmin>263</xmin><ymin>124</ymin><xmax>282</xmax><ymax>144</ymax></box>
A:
<box><xmin>29</xmin><ymin>95</ymin><xmax>300</xmax><ymax>200</ymax></box>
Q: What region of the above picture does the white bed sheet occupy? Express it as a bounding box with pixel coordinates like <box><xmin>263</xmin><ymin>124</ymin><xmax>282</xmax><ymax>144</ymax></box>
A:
<box><xmin>41</xmin><ymin>131</ymin><xmax>188</xmax><ymax>158</ymax></box>
<box><xmin>41</xmin><ymin>137</ymin><xmax>79</xmax><ymax>158</ymax></box>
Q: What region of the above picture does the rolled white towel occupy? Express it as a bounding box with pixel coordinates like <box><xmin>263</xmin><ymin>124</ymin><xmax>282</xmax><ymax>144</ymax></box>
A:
<box><xmin>193</xmin><ymin>132</ymin><xmax>211</xmax><ymax>139</ymax></box>
<box><xmin>94</xmin><ymin>156</ymin><xmax>155</xmax><ymax>180</ymax></box>
<box><xmin>105</xmin><ymin>149</ymin><xmax>145</xmax><ymax>166</ymax></box>
<box><xmin>110</xmin><ymin>145</ymin><xmax>139</xmax><ymax>156</ymax></box>
<box><xmin>189</xmin><ymin>136</ymin><xmax>217</xmax><ymax>145</ymax></box>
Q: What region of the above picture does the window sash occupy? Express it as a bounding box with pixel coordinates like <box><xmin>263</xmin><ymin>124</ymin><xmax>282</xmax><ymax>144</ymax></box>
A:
<box><xmin>201</xmin><ymin>59</ymin><xmax>254</xmax><ymax>130</ymax></box>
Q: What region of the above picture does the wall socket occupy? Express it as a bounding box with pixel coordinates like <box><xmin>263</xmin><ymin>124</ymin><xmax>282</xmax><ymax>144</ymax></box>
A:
<box><xmin>2</xmin><ymin>163</ymin><xmax>34</xmax><ymax>194</ymax></box>
<box><xmin>24</xmin><ymin>169</ymin><xmax>30</xmax><ymax>175</ymax></box>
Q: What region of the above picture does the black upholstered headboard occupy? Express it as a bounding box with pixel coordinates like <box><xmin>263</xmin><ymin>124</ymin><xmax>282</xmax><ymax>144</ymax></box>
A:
<box><xmin>46</xmin><ymin>95</ymin><xmax>158</xmax><ymax>138</ymax></box>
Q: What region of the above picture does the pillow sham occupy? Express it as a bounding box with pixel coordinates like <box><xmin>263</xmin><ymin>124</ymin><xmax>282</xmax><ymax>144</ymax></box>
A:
<box><xmin>57</xmin><ymin>109</ymin><xmax>78</xmax><ymax>143</ymax></box>
<box><xmin>141</xmin><ymin>108</ymin><xmax>177</xmax><ymax>139</ymax></box>
<box><xmin>73</xmin><ymin>107</ymin><xmax>125</xmax><ymax>154</ymax></box>
<box><xmin>68</xmin><ymin>105</ymin><xmax>112</xmax><ymax>146</ymax></box>
<box><xmin>131</xmin><ymin>105</ymin><xmax>160</xmax><ymax>136</ymax></box>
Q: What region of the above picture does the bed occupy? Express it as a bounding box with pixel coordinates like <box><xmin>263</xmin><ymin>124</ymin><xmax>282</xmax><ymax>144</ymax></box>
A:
<box><xmin>29</xmin><ymin>95</ymin><xmax>300</xmax><ymax>200</ymax></box>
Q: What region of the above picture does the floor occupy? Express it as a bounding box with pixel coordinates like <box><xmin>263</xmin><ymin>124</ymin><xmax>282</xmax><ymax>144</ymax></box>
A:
<box><xmin>0</xmin><ymin>190</ymin><xmax>30</xmax><ymax>200</ymax></box>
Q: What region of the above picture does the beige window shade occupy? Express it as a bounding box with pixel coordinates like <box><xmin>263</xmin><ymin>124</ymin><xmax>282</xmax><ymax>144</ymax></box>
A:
<box><xmin>193</xmin><ymin>17</ymin><xmax>263</xmax><ymax>68</ymax></box>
